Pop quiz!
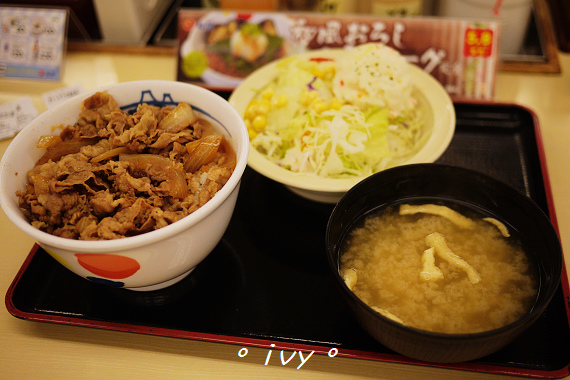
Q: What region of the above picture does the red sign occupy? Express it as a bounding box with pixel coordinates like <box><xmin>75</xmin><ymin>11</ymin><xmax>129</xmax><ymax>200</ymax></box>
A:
<box><xmin>464</xmin><ymin>28</ymin><xmax>494</xmax><ymax>58</ymax></box>
<box><xmin>177</xmin><ymin>10</ymin><xmax>500</xmax><ymax>100</ymax></box>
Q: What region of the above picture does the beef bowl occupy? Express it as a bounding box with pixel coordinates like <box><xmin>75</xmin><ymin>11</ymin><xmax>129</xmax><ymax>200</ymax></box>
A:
<box><xmin>0</xmin><ymin>80</ymin><xmax>249</xmax><ymax>291</ymax></box>
<box><xmin>325</xmin><ymin>164</ymin><xmax>563</xmax><ymax>363</ymax></box>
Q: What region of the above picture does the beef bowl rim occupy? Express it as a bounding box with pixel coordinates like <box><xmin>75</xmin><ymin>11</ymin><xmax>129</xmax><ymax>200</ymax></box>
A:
<box><xmin>0</xmin><ymin>80</ymin><xmax>249</xmax><ymax>253</ymax></box>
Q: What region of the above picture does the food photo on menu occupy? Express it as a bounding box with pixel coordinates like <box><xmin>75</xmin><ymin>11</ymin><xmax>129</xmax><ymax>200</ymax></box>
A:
<box><xmin>1</xmin><ymin>1</ymin><xmax>569</xmax><ymax>379</ymax></box>
<box><xmin>179</xmin><ymin>12</ymin><xmax>293</xmax><ymax>86</ymax></box>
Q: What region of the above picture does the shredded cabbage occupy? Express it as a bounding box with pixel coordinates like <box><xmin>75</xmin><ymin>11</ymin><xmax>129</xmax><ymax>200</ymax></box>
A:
<box><xmin>247</xmin><ymin>45</ymin><xmax>426</xmax><ymax>179</ymax></box>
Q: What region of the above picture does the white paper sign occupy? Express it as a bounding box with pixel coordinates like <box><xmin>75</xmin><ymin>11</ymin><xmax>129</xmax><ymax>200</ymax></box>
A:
<box><xmin>0</xmin><ymin>97</ymin><xmax>38</xmax><ymax>140</ymax></box>
<box><xmin>43</xmin><ymin>83</ymin><xmax>84</xmax><ymax>109</ymax></box>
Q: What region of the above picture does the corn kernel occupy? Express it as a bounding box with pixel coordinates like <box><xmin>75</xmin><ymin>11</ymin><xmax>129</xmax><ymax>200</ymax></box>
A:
<box><xmin>324</xmin><ymin>65</ymin><xmax>336</xmax><ymax>79</ymax></box>
<box><xmin>244</xmin><ymin>105</ymin><xmax>257</xmax><ymax>120</ymax></box>
<box><xmin>311</xmin><ymin>67</ymin><xmax>324</xmax><ymax>79</ymax></box>
<box><xmin>247</xmin><ymin>127</ymin><xmax>258</xmax><ymax>140</ymax></box>
<box><xmin>261</xmin><ymin>87</ymin><xmax>274</xmax><ymax>101</ymax></box>
<box><xmin>256</xmin><ymin>99</ymin><xmax>271</xmax><ymax>115</ymax></box>
<box><xmin>330</xmin><ymin>97</ymin><xmax>343</xmax><ymax>110</ymax></box>
<box><xmin>252</xmin><ymin>114</ymin><xmax>267</xmax><ymax>131</ymax></box>
<box><xmin>310</xmin><ymin>100</ymin><xmax>328</xmax><ymax>114</ymax></box>
<box><xmin>244</xmin><ymin>99</ymin><xmax>258</xmax><ymax>118</ymax></box>
<box><xmin>273</xmin><ymin>94</ymin><xmax>288</xmax><ymax>108</ymax></box>
<box><xmin>300</xmin><ymin>90</ymin><xmax>318</xmax><ymax>106</ymax></box>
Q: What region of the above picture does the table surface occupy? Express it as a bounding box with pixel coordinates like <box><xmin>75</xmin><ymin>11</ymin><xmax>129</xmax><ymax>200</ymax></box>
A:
<box><xmin>1</xmin><ymin>49</ymin><xmax>569</xmax><ymax>380</ymax></box>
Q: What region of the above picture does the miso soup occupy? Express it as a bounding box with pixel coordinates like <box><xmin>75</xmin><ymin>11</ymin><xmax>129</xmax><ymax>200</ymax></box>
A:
<box><xmin>339</xmin><ymin>201</ymin><xmax>538</xmax><ymax>334</ymax></box>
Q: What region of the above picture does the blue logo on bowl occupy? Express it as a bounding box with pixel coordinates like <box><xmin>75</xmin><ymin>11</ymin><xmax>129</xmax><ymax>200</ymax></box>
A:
<box><xmin>120</xmin><ymin>90</ymin><xmax>231</xmax><ymax>136</ymax></box>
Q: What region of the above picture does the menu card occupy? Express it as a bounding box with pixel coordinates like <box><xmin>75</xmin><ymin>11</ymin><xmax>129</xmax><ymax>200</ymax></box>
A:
<box><xmin>0</xmin><ymin>6</ymin><xmax>68</xmax><ymax>81</ymax></box>
<box><xmin>176</xmin><ymin>9</ymin><xmax>499</xmax><ymax>100</ymax></box>
<box><xmin>0</xmin><ymin>97</ymin><xmax>38</xmax><ymax>140</ymax></box>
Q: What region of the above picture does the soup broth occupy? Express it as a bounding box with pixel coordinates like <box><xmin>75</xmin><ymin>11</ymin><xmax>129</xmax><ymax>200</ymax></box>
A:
<box><xmin>339</xmin><ymin>201</ymin><xmax>538</xmax><ymax>334</ymax></box>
